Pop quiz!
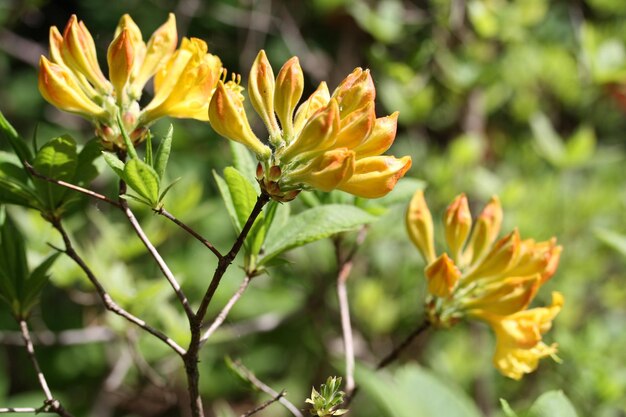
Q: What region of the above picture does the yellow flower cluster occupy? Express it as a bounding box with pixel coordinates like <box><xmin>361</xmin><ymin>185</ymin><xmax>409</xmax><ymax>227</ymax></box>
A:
<box><xmin>38</xmin><ymin>14</ymin><xmax>223</xmax><ymax>150</ymax></box>
<box><xmin>209</xmin><ymin>50</ymin><xmax>412</xmax><ymax>201</ymax></box>
<box><xmin>406</xmin><ymin>190</ymin><xmax>563</xmax><ymax>379</ymax></box>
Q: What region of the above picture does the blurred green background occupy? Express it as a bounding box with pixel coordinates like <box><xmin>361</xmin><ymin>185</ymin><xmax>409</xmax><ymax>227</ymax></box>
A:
<box><xmin>1</xmin><ymin>0</ymin><xmax>625</xmax><ymax>416</ymax></box>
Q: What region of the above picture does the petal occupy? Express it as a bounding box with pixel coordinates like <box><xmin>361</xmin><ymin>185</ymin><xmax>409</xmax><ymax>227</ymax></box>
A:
<box><xmin>352</xmin><ymin>112</ymin><xmax>398</xmax><ymax>158</ymax></box>
<box><xmin>406</xmin><ymin>189</ymin><xmax>436</xmax><ymax>263</ymax></box>
<box><xmin>288</xmin><ymin>148</ymin><xmax>356</xmax><ymax>192</ymax></box>
<box><xmin>274</xmin><ymin>56</ymin><xmax>304</xmax><ymax>139</ymax></box>
<box><xmin>337</xmin><ymin>155</ymin><xmax>411</xmax><ymax>198</ymax></box>
<box><xmin>293</xmin><ymin>81</ymin><xmax>330</xmax><ymax>135</ymax></box>
<box><xmin>424</xmin><ymin>253</ymin><xmax>461</xmax><ymax>298</ymax></box>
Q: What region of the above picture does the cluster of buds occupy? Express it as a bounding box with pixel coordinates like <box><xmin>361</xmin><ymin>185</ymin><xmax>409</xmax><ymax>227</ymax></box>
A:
<box><xmin>38</xmin><ymin>14</ymin><xmax>223</xmax><ymax>150</ymax></box>
<box><xmin>209</xmin><ymin>50</ymin><xmax>412</xmax><ymax>201</ymax></box>
<box><xmin>406</xmin><ymin>190</ymin><xmax>563</xmax><ymax>380</ymax></box>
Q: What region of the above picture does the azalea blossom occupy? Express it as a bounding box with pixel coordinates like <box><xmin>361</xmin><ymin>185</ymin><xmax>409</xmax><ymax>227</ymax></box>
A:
<box><xmin>39</xmin><ymin>14</ymin><xmax>223</xmax><ymax>150</ymax></box>
<box><xmin>209</xmin><ymin>50</ymin><xmax>411</xmax><ymax>201</ymax></box>
<box><xmin>406</xmin><ymin>190</ymin><xmax>563</xmax><ymax>379</ymax></box>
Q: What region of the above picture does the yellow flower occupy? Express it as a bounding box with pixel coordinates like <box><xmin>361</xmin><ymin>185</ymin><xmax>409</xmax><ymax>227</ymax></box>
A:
<box><xmin>39</xmin><ymin>14</ymin><xmax>223</xmax><ymax>150</ymax></box>
<box><xmin>406</xmin><ymin>190</ymin><xmax>564</xmax><ymax>379</ymax></box>
<box><xmin>472</xmin><ymin>292</ymin><xmax>563</xmax><ymax>380</ymax></box>
<box><xmin>209</xmin><ymin>50</ymin><xmax>412</xmax><ymax>201</ymax></box>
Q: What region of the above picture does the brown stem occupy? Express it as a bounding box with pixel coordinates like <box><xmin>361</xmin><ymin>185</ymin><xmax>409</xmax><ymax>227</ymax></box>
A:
<box><xmin>200</xmin><ymin>274</ymin><xmax>253</xmax><ymax>345</ymax></box>
<box><xmin>119</xmin><ymin>197</ymin><xmax>195</xmax><ymax>320</ymax></box>
<box><xmin>155</xmin><ymin>207</ymin><xmax>222</xmax><ymax>259</ymax></box>
<box><xmin>24</xmin><ymin>162</ymin><xmax>122</xmax><ymax>208</ymax></box>
<box><xmin>51</xmin><ymin>219</ymin><xmax>186</xmax><ymax>356</ymax></box>
<box><xmin>183</xmin><ymin>192</ymin><xmax>270</xmax><ymax>417</ymax></box>
<box><xmin>18</xmin><ymin>320</ymin><xmax>75</xmax><ymax>417</ymax></box>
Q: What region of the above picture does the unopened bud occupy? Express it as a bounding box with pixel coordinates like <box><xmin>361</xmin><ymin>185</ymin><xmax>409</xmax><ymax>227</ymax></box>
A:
<box><xmin>444</xmin><ymin>194</ymin><xmax>472</xmax><ymax>263</ymax></box>
<box><xmin>405</xmin><ymin>189</ymin><xmax>436</xmax><ymax>264</ymax></box>
<box><xmin>425</xmin><ymin>253</ymin><xmax>461</xmax><ymax>298</ymax></box>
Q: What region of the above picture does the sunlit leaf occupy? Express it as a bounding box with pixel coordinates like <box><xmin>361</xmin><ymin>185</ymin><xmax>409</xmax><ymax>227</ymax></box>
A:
<box><xmin>528</xmin><ymin>391</ymin><xmax>579</xmax><ymax>417</ymax></box>
<box><xmin>123</xmin><ymin>158</ymin><xmax>160</xmax><ymax>206</ymax></box>
<box><xmin>32</xmin><ymin>135</ymin><xmax>78</xmax><ymax>211</ymax></box>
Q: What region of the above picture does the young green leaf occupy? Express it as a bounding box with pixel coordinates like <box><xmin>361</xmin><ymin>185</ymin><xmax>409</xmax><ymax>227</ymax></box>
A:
<box><xmin>230</xmin><ymin>141</ymin><xmax>259</xmax><ymax>190</ymax></box>
<box><xmin>123</xmin><ymin>158</ymin><xmax>160</xmax><ymax>206</ymax></box>
<box><xmin>154</xmin><ymin>125</ymin><xmax>173</xmax><ymax>180</ymax></box>
<box><xmin>0</xmin><ymin>160</ymin><xmax>41</xmax><ymax>208</ymax></box>
<box><xmin>102</xmin><ymin>152</ymin><xmax>126</xmax><ymax>179</ymax></box>
<box><xmin>74</xmin><ymin>138</ymin><xmax>102</xmax><ymax>186</ymax></box>
<box><xmin>0</xmin><ymin>110</ymin><xmax>33</xmax><ymax>164</ymax></box>
<box><xmin>145</xmin><ymin>131</ymin><xmax>153</xmax><ymax>167</ymax></box>
<box><xmin>0</xmin><ymin>213</ymin><xmax>28</xmax><ymax>316</ymax></box>
<box><xmin>261</xmin><ymin>205</ymin><xmax>377</xmax><ymax>265</ymax></box>
<box><xmin>32</xmin><ymin>135</ymin><xmax>78</xmax><ymax>211</ymax></box>
<box><xmin>117</xmin><ymin>113</ymin><xmax>138</xmax><ymax>160</ymax></box>
<box><xmin>213</xmin><ymin>170</ymin><xmax>240</xmax><ymax>231</ymax></box>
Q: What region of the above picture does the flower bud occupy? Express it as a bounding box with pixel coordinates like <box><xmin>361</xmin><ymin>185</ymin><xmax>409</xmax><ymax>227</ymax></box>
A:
<box><xmin>331</xmin><ymin>68</ymin><xmax>375</xmax><ymax>117</ymax></box>
<box><xmin>464</xmin><ymin>275</ymin><xmax>540</xmax><ymax>316</ymax></box>
<box><xmin>209</xmin><ymin>81</ymin><xmax>271</xmax><ymax>158</ymax></box>
<box><xmin>466</xmin><ymin>229</ymin><xmax>521</xmax><ymax>282</ymax></box>
<box><xmin>61</xmin><ymin>15</ymin><xmax>111</xmax><ymax>93</ymax></box>
<box><xmin>444</xmin><ymin>193</ymin><xmax>472</xmax><ymax>262</ymax></box>
<box><xmin>465</xmin><ymin>196</ymin><xmax>503</xmax><ymax>265</ymax></box>
<box><xmin>406</xmin><ymin>189</ymin><xmax>436</xmax><ymax>264</ymax></box>
<box><xmin>107</xmin><ymin>29</ymin><xmax>134</xmax><ymax>102</ymax></box>
<box><xmin>334</xmin><ymin>101</ymin><xmax>375</xmax><ymax>149</ymax></box>
<box><xmin>132</xmin><ymin>13</ymin><xmax>177</xmax><ymax>95</ymax></box>
<box><xmin>288</xmin><ymin>148</ymin><xmax>355</xmax><ymax>192</ymax></box>
<box><xmin>352</xmin><ymin>112</ymin><xmax>398</xmax><ymax>158</ymax></box>
<box><xmin>425</xmin><ymin>253</ymin><xmax>461</xmax><ymax>298</ymax></box>
<box><xmin>248</xmin><ymin>50</ymin><xmax>280</xmax><ymax>139</ymax></box>
<box><xmin>293</xmin><ymin>82</ymin><xmax>330</xmax><ymax>135</ymax></box>
<box><xmin>338</xmin><ymin>155</ymin><xmax>411</xmax><ymax>198</ymax></box>
<box><xmin>281</xmin><ymin>99</ymin><xmax>340</xmax><ymax>162</ymax></box>
<box><xmin>38</xmin><ymin>56</ymin><xmax>106</xmax><ymax>119</ymax></box>
<box><xmin>274</xmin><ymin>56</ymin><xmax>304</xmax><ymax>140</ymax></box>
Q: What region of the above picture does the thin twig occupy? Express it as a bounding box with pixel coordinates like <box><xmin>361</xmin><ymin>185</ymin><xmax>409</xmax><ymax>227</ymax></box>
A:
<box><xmin>200</xmin><ymin>274</ymin><xmax>253</xmax><ymax>345</ymax></box>
<box><xmin>155</xmin><ymin>207</ymin><xmax>222</xmax><ymax>259</ymax></box>
<box><xmin>51</xmin><ymin>219</ymin><xmax>186</xmax><ymax>356</ymax></box>
<box><xmin>230</xmin><ymin>360</ymin><xmax>304</xmax><ymax>417</ymax></box>
<box><xmin>24</xmin><ymin>162</ymin><xmax>122</xmax><ymax>208</ymax></box>
<box><xmin>120</xmin><ymin>198</ymin><xmax>195</xmax><ymax>320</ymax></box>
<box><xmin>240</xmin><ymin>390</ymin><xmax>286</xmax><ymax>417</ymax></box>
<box><xmin>334</xmin><ymin>227</ymin><xmax>368</xmax><ymax>395</ymax></box>
<box><xmin>18</xmin><ymin>320</ymin><xmax>75</xmax><ymax>417</ymax></box>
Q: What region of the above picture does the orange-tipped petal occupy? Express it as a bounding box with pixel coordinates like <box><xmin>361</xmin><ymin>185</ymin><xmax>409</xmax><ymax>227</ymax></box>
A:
<box><xmin>209</xmin><ymin>81</ymin><xmax>270</xmax><ymax>158</ymax></box>
<box><xmin>425</xmin><ymin>253</ymin><xmax>461</xmax><ymax>298</ymax></box>
<box><xmin>293</xmin><ymin>81</ymin><xmax>330</xmax><ymax>135</ymax></box>
<box><xmin>288</xmin><ymin>148</ymin><xmax>356</xmax><ymax>192</ymax></box>
<box><xmin>352</xmin><ymin>112</ymin><xmax>399</xmax><ymax>158</ymax></box>
<box><xmin>331</xmin><ymin>67</ymin><xmax>375</xmax><ymax>117</ymax></box>
<box><xmin>274</xmin><ymin>56</ymin><xmax>304</xmax><ymax>139</ymax></box>
<box><xmin>464</xmin><ymin>196</ymin><xmax>503</xmax><ymax>265</ymax></box>
<box><xmin>337</xmin><ymin>155</ymin><xmax>411</xmax><ymax>198</ymax></box>
<box><xmin>249</xmin><ymin>50</ymin><xmax>280</xmax><ymax>138</ymax></box>
<box><xmin>38</xmin><ymin>56</ymin><xmax>106</xmax><ymax>119</ymax></box>
<box><xmin>334</xmin><ymin>101</ymin><xmax>375</xmax><ymax>149</ymax></box>
<box><xmin>405</xmin><ymin>189</ymin><xmax>436</xmax><ymax>263</ymax></box>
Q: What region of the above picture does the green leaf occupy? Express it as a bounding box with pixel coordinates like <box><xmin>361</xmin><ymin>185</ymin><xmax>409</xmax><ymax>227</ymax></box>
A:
<box><xmin>21</xmin><ymin>253</ymin><xmax>60</xmax><ymax>315</ymax></box>
<box><xmin>564</xmin><ymin>125</ymin><xmax>596</xmax><ymax>167</ymax></box>
<box><xmin>230</xmin><ymin>141</ymin><xmax>259</xmax><ymax>190</ymax></box>
<box><xmin>213</xmin><ymin>170</ymin><xmax>240</xmax><ymax>231</ymax></box>
<box><xmin>74</xmin><ymin>138</ymin><xmax>102</xmax><ymax>186</ymax></box>
<box><xmin>356</xmin><ymin>364</ymin><xmax>482</xmax><ymax>417</ymax></box>
<box><xmin>102</xmin><ymin>152</ymin><xmax>126</xmax><ymax>179</ymax></box>
<box><xmin>0</xmin><ymin>110</ymin><xmax>33</xmax><ymax>164</ymax></box>
<box><xmin>223</xmin><ymin>167</ymin><xmax>265</xmax><ymax>255</ymax></box>
<box><xmin>154</xmin><ymin>125</ymin><xmax>173</xmax><ymax>180</ymax></box>
<box><xmin>528</xmin><ymin>391</ymin><xmax>579</xmax><ymax>417</ymax></box>
<box><xmin>123</xmin><ymin>158</ymin><xmax>160</xmax><ymax>206</ymax></box>
<box><xmin>0</xmin><ymin>159</ymin><xmax>40</xmax><ymax>208</ymax></box>
<box><xmin>0</xmin><ymin>213</ymin><xmax>29</xmax><ymax>316</ymax></box>
<box><xmin>32</xmin><ymin>135</ymin><xmax>78</xmax><ymax>211</ymax></box>
<box><xmin>261</xmin><ymin>204</ymin><xmax>377</xmax><ymax>265</ymax></box>
<box><xmin>223</xmin><ymin>167</ymin><xmax>259</xmax><ymax>232</ymax></box>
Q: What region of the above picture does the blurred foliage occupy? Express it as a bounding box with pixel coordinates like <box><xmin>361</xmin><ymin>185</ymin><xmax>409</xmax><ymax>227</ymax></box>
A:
<box><xmin>0</xmin><ymin>0</ymin><xmax>625</xmax><ymax>417</ymax></box>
